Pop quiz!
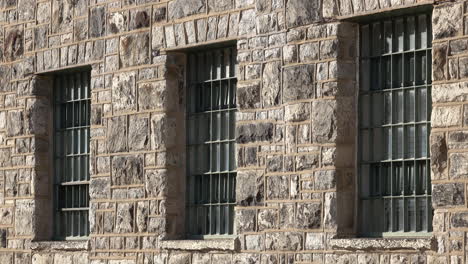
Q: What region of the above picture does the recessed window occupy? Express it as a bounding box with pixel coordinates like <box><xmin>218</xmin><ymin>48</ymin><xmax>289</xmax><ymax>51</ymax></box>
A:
<box><xmin>186</xmin><ymin>47</ymin><xmax>237</xmax><ymax>237</ymax></box>
<box><xmin>359</xmin><ymin>14</ymin><xmax>432</xmax><ymax>236</ymax></box>
<box><xmin>53</xmin><ymin>70</ymin><xmax>91</xmax><ymax>240</ymax></box>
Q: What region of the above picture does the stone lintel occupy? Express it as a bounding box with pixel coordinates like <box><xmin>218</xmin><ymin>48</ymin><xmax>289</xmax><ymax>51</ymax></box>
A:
<box><xmin>30</xmin><ymin>240</ymin><xmax>90</xmax><ymax>251</ymax></box>
<box><xmin>160</xmin><ymin>238</ymin><xmax>239</xmax><ymax>252</ymax></box>
<box><xmin>329</xmin><ymin>237</ymin><xmax>435</xmax><ymax>251</ymax></box>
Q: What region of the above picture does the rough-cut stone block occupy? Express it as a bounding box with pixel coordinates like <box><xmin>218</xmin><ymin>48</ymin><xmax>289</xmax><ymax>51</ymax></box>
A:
<box><xmin>168</xmin><ymin>0</ymin><xmax>206</xmax><ymax>20</ymax></box>
<box><xmin>145</xmin><ymin>169</ymin><xmax>167</xmax><ymax>197</ymax></box>
<box><xmin>129</xmin><ymin>8</ymin><xmax>150</xmax><ymax>30</ymax></box>
<box><xmin>112</xmin><ymin>71</ymin><xmax>136</xmax><ymax>113</ymax></box>
<box><xmin>433</xmin><ymin>82</ymin><xmax>468</xmax><ymax>103</ymax></box>
<box><xmin>262</xmin><ymin>61</ymin><xmax>281</xmax><ymax>106</ymax></box>
<box><xmin>18</xmin><ymin>0</ymin><xmax>35</xmax><ymax>21</ymax></box>
<box><xmin>267</xmin><ymin>175</ymin><xmax>289</xmax><ymax>200</ymax></box>
<box><xmin>305</xmin><ymin>233</ymin><xmax>324</xmax><ymax>250</ymax></box>
<box><xmin>107</xmin><ymin>116</ymin><xmax>127</xmax><ymax>153</ymax></box>
<box><xmin>314</xmin><ymin>170</ymin><xmax>336</xmax><ymax>190</ymax></box>
<box><xmin>116</xmin><ymin>202</ymin><xmax>134</xmax><ymax>233</ymax></box>
<box><xmin>286</xmin><ymin>0</ymin><xmax>321</xmax><ymax>27</ymax></box>
<box><xmin>90</xmin><ymin>6</ymin><xmax>106</xmax><ymax>38</ymax></box>
<box><xmin>151</xmin><ymin>114</ymin><xmax>176</xmax><ymax>150</ymax></box>
<box><xmin>285</xmin><ymin>103</ymin><xmax>310</xmax><ymax>122</ymax></box>
<box><xmin>431</xmin><ymin>133</ymin><xmax>447</xmax><ymax>180</ymax></box>
<box><xmin>52</xmin><ymin>0</ymin><xmax>73</xmax><ymax>33</ymax></box>
<box><xmin>120</xmin><ymin>32</ymin><xmax>150</xmax><ymax>67</ymax></box>
<box><xmin>432</xmin><ymin>44</ymin><xmax>447</xmax><ymax>81</ymax></box>
<box><xmin>312</xmin><ymin>100</ymin><xmax>337</xmax><ymax>143</ymax></box>
<box><xmin>432</xmin><ymin>106</ymin><xmax>462</xmax><ymax>127</ymax></box>
<box><xmin>324</xmin><ymin>192</ymin><xmax>337</xmax><ymax>229</ymax></box>
<box><xmin>108</xmin><ymin>12</ymin><xmax>128</xmax><ymax>35</ymax></box>
<box><xmin>236</xmin><ymin>123</ymin><xmax>274</xmax><ymax>144</ymax></box>
<box><xmin>433</xmin><ymin>183</ymin><xmax>464</xmax><ymax>207</ymax></box>
<box><xmin>25</xmin><ymin>98</ymin><xmax>48</xmax><ymax>136</ymax></box>
<box><xmin>296</xmin><ymin>153</ymin><xmax>319</xmax><ymax>171</ymax></box>
<box><xmin>235</xmin><ymin>209</ymin><xmax>256</xmax><ymax>233</ymax></box>
<box><xmin>236</xmin><ymin>170</ymin><xmax>263</xmax><ymax>205</ymax></box>
<box><xmin>238</xmin><ymin>9</ymin><xmax>256</xmax><ymax>36</ymax></box>
<box><xmin>265</xmin><ymin>232</ymin><xmax>303</xmax><ymax>251</ymax></box>
<box><xmin>237</xmin><ymin>82</ymin><xmax>261</xmax><ymax>109</ymax></box>
<box><xmin>112</xmin><ymin>155</ymin><xmax>144</xmax><ymax>185</ymax></box>
<box><xmin>138</xmin><ymin>81</ymin><xmax>168</xmax><ymax>110</ymax></box>
<box><xmin>296</xmin><ymin>202</ymin><xmax>321</xmax><ymax>229</ymax></box>
<box><xmin>128</xmin><ymin>115</ymin><xmax>149</xmax><ymax>151</ymax></box>
<box><xmin>90</xmin><ymin>178</ymin><xmax>111</xmax><ymax>199</ymax></box>
<box><xmin>283</xmin><ymin>65</ymin><xmax>314</xmax><ymax>102</ymax></box>
<box><xmin>449</xmin><ymin>153</ymin><xmax>468</xmax><ymax>179</ymax></box>
<box><xmin>4</xmin><ymin>26</ymin><xmax>24</xmax><ymax>62</ymax></box>
<box><xmin>208</xmin><ymin>0</ymin><xmax>233</xmax><ymax>12</ymax></box>
<box><xmin>433</xmin><ymin>3</ymin><xmax>462</xmax><ymax>39</ymax></box>
<box><xmin>258</xmin><ymin>208</ymin><xmax>278</xmax><ymax>231</ymax></box>
<box><xmin>6</xmin><ymin>110</ymin><xmax>23</xmax><ymax>137</ymax></box>
<box><xmin>15</xmin><ymin>200</ymin><xmax>34</xmax><ymax>236</ymax></box>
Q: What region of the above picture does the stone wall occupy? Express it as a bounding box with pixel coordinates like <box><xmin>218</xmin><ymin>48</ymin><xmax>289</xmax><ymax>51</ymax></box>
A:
<box><xmin>0</xmin><ymin>0</ymin><xmax>466</xmax><ymax>263</ymax></box>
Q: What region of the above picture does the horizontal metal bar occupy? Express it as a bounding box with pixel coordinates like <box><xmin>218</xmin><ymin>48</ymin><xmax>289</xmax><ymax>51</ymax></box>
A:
<box><xmin>56</xmin><ymin>181</ymin><xmax>90</xmax><ymax>186</ymax></box>
<box><xmin>59</xmin><ymin>207</ymin><xmax>89</xmax><ymax>212</ymax></box>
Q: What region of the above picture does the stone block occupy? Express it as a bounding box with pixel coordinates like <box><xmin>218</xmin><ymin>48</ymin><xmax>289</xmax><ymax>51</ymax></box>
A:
<box><xmin>433</xmin><ymin>183</ymin><xmax>464</xmax><ymax>207</ymax></box>
<box><xmin>108</xmin><ymin>12</ymin><xmax>128</xmax><ymax>35</ymax></box>
<box><xmin>90</xmin><ymin>6</ymin><xmax>106</xmax><ymax>38</ymax></box>
<box><xmin>286</xmin><ymin>0</ymin><xmax>321</xmax><ymax>27</ymax></box>
<box><xmin>151</xmin><ymin>114</ymin><xmax>176</xmax><ymax>150</ymax></box>
<box><xmin>128</xmin><ymin>115</ymin><xmax>149</xmax><ymax>151</ymax></box>
<box><xmin>236</xmin><ymin>123</ymin><xmax>274</xmax><ymax>144</ymax></box>
<box><xmin>25</xmin><ymin>98</ymin><xmax>48</xmax><ymax>136</ymax></box>
<box><xmin>4</xmin><ymin>26</ymin><xmax>24</xmax><ymax>62</ymax></box>
<box><xmin>168</xmin><ymin>0</ymin><xmax>206</xmax><ymax>20</ymax></box>
<box><xmin>52</xmin><ymin>0</ymin><xmax>73</xmax><ymax>33</ymax></box>
<box><xmin>90</xmin><ymin>177</ymin><xmax>111</xmax><ymax>199</ymax></box>
<box><xmin>112</xmin><ymin>71</ymin><xmax>136</xmax><ymax>113</ymax></box>
<box><xmin>267</xmin><ymin>175</ymin><xmax>289</xmax><ymax>199</ymax></box>
<box><xmin>432</xmin><ymin>106</ymin><xmax>462</xmax><ymax>127</ymax></box>
<box><xmin>262</xmin><ymin>61</ymin><xmax>281</xmax><ymax>106</ymax></box>
<box><xmin>296</xmin><ymin>202</ymin><xmax>321</xmax><ymax>229</ymax></box>
<box><xmin>15</xmin><ymin>200</ymin><xmax>34</xmax><ymax>236</ymax></box>
<box><xmin>449</xmin><ymin>153</ymin><xmax>468</xmax><ymax>179</ymax></box>
<box><xmin>145</xmin><ymin>169</ymin><xmax>167</xmax><ymax>197</ymax></box>
<box><xmin>236</xmin><ymin>170</ymin><xmax>263</xmax><ymax>205</ymax></box>
<box><xmin>32</xmin><ymin>254</ymin><xmax>53</xmax><ymax>264</ymax></box>
<box><xmin>433</xmin><ymin>82</ymin><xmax>468</xmax><ymax>103</ymax></box>
<box><xmin>112</xmin><ymin>155</ymin><xmax>144</xmax><ymax>185</ymax></box>
<box><xmin>312</xmin><ymin>100</ymin><xmax>337</xmax><ymax>143</ymax></box>
<box><xmin>433</xmin><ymin>3</ymin><xmax>463</xmax><ymax>39</ymax></box>
<box><xmin>283</xmin><ymin>65</ymin><xmax>314</xmax><ymax>102</ymax></box>
<box><xmin>138</xmin><ymin>81</ymin><xmax>169</xmax><ymax>111</ymax></box>
<box><xmin>256</xmin><ymin>13</ymin><xmax>277</xmax><ymax>34</ymax></box>
<box><xmin>245</xmin><ymin>234</ymin><xmax>264</xmax><ymax>251</ymax></box>
<box><xmin>115</xmin><ymin>202</ymin><xmax>134</xmax><ymax>233</ymax></box>
<box><xmin>239</xmin><ymin>9</ymin><xmax>256</xmax><ymax>36</ymax></box>
<box><xmin>285</xmin><ymin>103</ymin><xmax>310</xmax><ymax>122</ymax></box>
<box><xmin>258</xmin><ymin>208</ymin><xmax>278</xmax><ymax>231</ymax></box>
<box><xmin>129</xmin><ymin>8</ymin><xmax>150</xmax><ymax>30</ymax></box>
<box><xmin>107</xmin><ymin>116</ymin><xmax>127</xmax><ymax>153</ymax></box>
<box><xmin>296</xmin><ymin>153</ymin><xmax>319</xmax><ymax>171</ymax></box>
<box><xmin>6</xmin><ymin>110</ymin><xmax>23</xmax><ymax>137</ymax></box>
<box><xmin>305</xmin><ymin>233</ymin><xmax>324</xmax><ymax>250</ymax></box>
<box><xmin>314</xmin><ymin>170</ymin><xmax>336</xmax><ymax>190</ymax></box>
<box><xmin>120</xmin><ymin>32</ymin><xmax>150</xmax><ymax>67</ymax></box>
<box><xmin>235</xmin><ymin>209</ymin><xmax>256</xmax><ymax>233</ymax></box>
<box><xmin>237</xmin><ymin>82</ymin><xmax>261</xmax><ymax>109</ymax></box>
<box><xmin>265</xmin><ymin>232</ymin><xmax>303</xmax><ymax>251</ymax></box>
<box><xmin>324</xmin><ymin>192</ymin><xmax>337</xmax><ymax>229</ymax></box>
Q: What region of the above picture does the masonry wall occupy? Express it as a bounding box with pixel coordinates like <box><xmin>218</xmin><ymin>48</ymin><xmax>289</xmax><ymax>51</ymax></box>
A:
<box><xmin>0</xmin><ymin>0</ymin><xmax>467</xmax><ymax>263</ymax></box>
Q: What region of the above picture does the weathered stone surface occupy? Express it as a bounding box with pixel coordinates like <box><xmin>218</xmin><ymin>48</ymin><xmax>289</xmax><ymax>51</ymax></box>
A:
<box><xmin>129</xmin><ymin>8</ymin><xmax>150</xmax><ymax>30</ymax></box>
<box><xmin>433</xmin><ymin>183</ymin><xmax>464</xmax><ymax>207</ymax></box>
<box><xmin>432</xmin><ymin>44</ymin><xmax>447</xmax><ymax>81</ymax></box>
<box><xmin>324</xmin><ymin>192</ymin><xmax>337</xmax><ymax>229</ymax></box>
<box><xmin>235</xmin><ymin>209</ymin><xmax>256</xmax><ymax>233</ymax></box>
<box><xmin>128</xmin><ymin>115</ymin><xmax>149</xmax><ymax>151</ymax></box>
<box><xmin>108</xmin><ymin>12</ymin><xmax>128</xmax><ymax>34</ymax></box>
<box><xmin>237</xmin><ymin>82</ymin><xmax>261</xmax><ymax>109</ymax></box>
<box><xmin>245</xmin><ymin>234</ymin><xmax>264</xmax><ymax>251</ymax></box>
<box><xmin>236</xmin><ymin>170</ymin><xmax>263</xmax><ymax>205</ymax></box>
<box><xmin>138</xmin><ymin>81</ymin><xmax>169</xmax><ymax>110</ymax></box>
<box><xmin>112</xmin><ymin>71</ymin><xmax>136</xmax><ymax>113</ymax></box>
<box><xmin>236</xmin><ymin>123</ymin><xmax>274</xmax><ymax>144</ymax></box>
<box><xmin>314</xmin><ymin>170</ymin><xmax>336</xmax><ymax>190</ymax></box>
<box><xmin>312</xmin><ymin>100</ymin><xmax>336</xmax><ymax>143</ymax></box>
<box><xmin>0</xmin><ymin>66</ymin><xmax>11</xmax><ymax>92</ymax></box>
<box><xmin>4</xmin><ymin>26</ymin><xmax>24</xmax><ymax>62</ymax></box>
<box><xmin>431</xmin><ymin>133</ymin><xmax>447</xmax><ymax>180</ymax></box>
<box><xmin>432</xmin><ymin>106</ymin><xmax>462</xmax><ymax>127</ymax></box>
<box><xmin>168</xmin><ymin>0</ymin><xmax>206</xmax><ymax>20</ymax></box>
<box><xmin>283</xmin><ymin>65</ymin><xmax>314</xmax><ymax>102</ymax></box>
<box><xmin>266</xmin><ymin>155</ymin><xmax>283</xmax><ymax>172</ymax></box>
<box><xmin>107</xmin><ymin>116</ymin><xmax>127</xmax><ymax>153</ymax></box>
<box><xmin>433</xmin><ymin>3</ymin><xmax>462</xmax><ymax>39</ymax></box>
<box><xmin>296</xmin><ymin>153</ymin><xmax>319</xmax><ymax>171</ymax></box>
<box><xmin>90</xmin><ymin>6</ymin><xmax>106</xmax><ymax>38</ymax></box>
<box><xmin>208</xmin><ymin>0</ymin><xmax>233</xmax><ymax>12</ymax></box>
<box><xmin>120</xmin><ymin>32</ymin><xmax>150</xmax><ymax>67</ymax></box>
<box><xmin>449</xmin><ymin>153</ymin><xmax>468</xmax><ymax>179</ymax></box>
<box><xmin>112</xmin><ymin>155</ymin><xmax>144</xmax><ymax>185</ymax></box>
<box><xmin>265</xmin><ymin>232</ymin><xmax>303</xmax><ymax>251</ymax></box>
<box><xmin>18</xmin><ymin>0</ymin><xmax>35</xmax><ymax>21</ymax></box>
<box><xmin>15</xmin><ymin>200</ymin><xmax>34</xmax><ymax>236</ymax></box>
<box><xmin>25</xmin><ymin>98</ymin><xmax>48</xmax><ymax>136</ymax></box>
<box><xmin>115</xmin><ymin>202</ymin><xmax>134</xmax><ymax>233</ymax></box>
<box><xmin>258</xmin><ymin>208</ymin><xmax>277</xmax><ymax>231</ymax></box>
<box><xmin>90</xmin><ymin>178</ymin><xmax>111</xmax><ymax>199</ymax></box>
<box><xmin>151</xmin><ymin>114</ymin><xmax>176</xmax><ymax>149</ymax></box>
<box><xmin>286</xmin><ymin>0</ymin><xmax>321</xmax><ymax>27</ymax></box>
<box><xmin>6</xmin><ymin>110</ymin><xmax>23</xmax><ymax>137</ymax></box>
<box><xmin>52</xmin><ymin>0</ymin><xmax>73</xmax><ymax>33</ymax></box>
<box><xmin>305</xmin><ymin>233</ymin><xmax>324</xmax><ymax>250</ymax></box>
<box><xmin>0</xmin><ymin>207</ymin><xmax>13</xmax><ymax>225</ymax></box>
<box><xmin>448</xmin><ymin>131</ymin><xmax>468</xmax><ymax>150</ymax></box>
<box><xmin>239</xmin><ymin>9</ymin><xmax>256</xmax><ymax>36</ymax></box>
<box><xmin>433</xmin><ymin>82</ymin><xmax>468</xmax><ymax>103</ymax></box>
<box><xmin>145</xmin><ymin>169</ymin><xmax>167</xmax><ymax>197</ymax></box>
<box><xmin>262</xmin><ymin>61</ymin><xmax>281</xmax><ymax>106</ymax></box>
<box><xmin>296</xmin><ymin>202</ymin><xmax>321</xmax><ymax>229</ymax></box>
<box><xmin>267</xmin><ymin>175</ymin><xmax>288</xmax><ymax>200</ymax></box>
<box><xmin>285</xmin><ymin>103</ymin><xmax>310</xmax><ymax>122</ymax></box>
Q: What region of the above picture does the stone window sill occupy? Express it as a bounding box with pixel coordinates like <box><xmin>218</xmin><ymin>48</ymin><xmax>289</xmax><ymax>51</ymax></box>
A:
<box><xmin>30</xmin><ymin>240</ymin><xmax>89</xmax><ymax>251</ymax></box>
<box><xmin>159</xmin><ymin>238</ymin><xmax>239</xmax><ymax>252</ymax></box>
<box><xmin>329</xmin><ymin>237</ymin><xmax>435</xmax><ymax>251</ymax></box>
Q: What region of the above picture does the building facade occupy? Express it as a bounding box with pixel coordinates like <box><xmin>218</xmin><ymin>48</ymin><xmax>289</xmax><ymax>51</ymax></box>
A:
<box><xmin>0</xmin><ymin>0</ymin><xmax>467</xmax><ymax>263</ymax></box>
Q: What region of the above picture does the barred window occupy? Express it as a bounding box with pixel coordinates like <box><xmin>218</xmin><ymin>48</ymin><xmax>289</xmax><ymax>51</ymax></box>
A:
<box><xmin>186</xmin><ymin>46</ymin><xmax>237</xmax><ymax>237</ymax></box>
<box><xmin>53</xmin><ymin>70</ymin><xmax>91</xmax><ymax>240</ymax></box>
<box><xmin>359</xmin><ymin>13</ymin><xmax>433</xmax><ymax>236</ymax></box>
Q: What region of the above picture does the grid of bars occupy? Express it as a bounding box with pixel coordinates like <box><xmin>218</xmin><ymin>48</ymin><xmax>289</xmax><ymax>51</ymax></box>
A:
<box><xmin>186</xmin><ymin>47</ymin><xmax>237</xmax><ymax>237</ymax></box>
<box><xmin>54</xmin><ymin>71</ymin><xmax>91</xmax><ymax>239</ymax></box>
<box><xmin>359</xmin><ymin>14</ymin><xmax>433</xmax><ymax>236</ymax></box>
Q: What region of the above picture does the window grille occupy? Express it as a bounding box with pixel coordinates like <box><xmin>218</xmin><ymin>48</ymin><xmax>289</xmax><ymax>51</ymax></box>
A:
<box><xmin>53</xmin><ymin>70</ymin><xmax>90</xmax><ymax>239</ymax></box>
<box><xmin>186</xmin><ymin>47</ymin><xmax>237</xmax><ymax>237</ymax></box>
<box><xmin>359</xmin><ymin>13</ymin><xmax>432</xmax><ymax>236</ymax></box>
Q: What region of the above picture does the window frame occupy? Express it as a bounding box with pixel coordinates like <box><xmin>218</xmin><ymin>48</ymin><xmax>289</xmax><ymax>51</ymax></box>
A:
<box><xmin>357</xmin><ymin>12</ymin><xmax>433</xmax><ymax>238</ymax></box>
<box><xmin>185</xmin><ymin>46</ymin><xmax>238</xmax><ymax>239</ymax></box>
<box><xmin>52</xmin><ymin>69</ymin><xmax>91</xmax><ymax>241</ymax></box>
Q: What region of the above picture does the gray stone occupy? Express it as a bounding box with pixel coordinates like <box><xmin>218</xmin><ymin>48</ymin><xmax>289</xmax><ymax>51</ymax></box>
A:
<box><xmin>18</xmin><ymin>0</ymin><xmax>35</xmax><ymax>21</ymax></box>
<box><xmin>258</xmin><ymin>208</ymin><xmax>277</xmax><ymax>230</ymax></box>
<box><xmin>115</xmin><ymin>203</ymin><xmax>134</xmax><ymax>233</ymax></box>
<box><xmin>6</xmin><ymin>110</ymin><xmax>23</xmax><ymax>137</ymax></box>
<box><xmin>90</xmin><ymin>6</ymin><xmax>105</xmax><ymax>38</ymax></box>
<box><xmin>15</xmin><ymin>200</ymin><xmax>34</xmax><ymax>236</ymax></box>
<box><xmin>245</xmin><ymin>235</ymin><xmax>264</xmax><ymax>251</ymax></box>
<box><xmin>433</xmin><ymin>3</ymin><xmax>462</xmax><ymax>39</ymax></box>
<box><xmin>305</xmin><ymin>233</ymin><xmax>324</xmax><ymax>250</ymax></box>
<box><xmin>279</xmin><ymin>203</ymin><xmax>295</xmax><ymax>228</ymax></box>
<box><xmin>4</xmin><ymin>26</ymin><xmax>23</xmax><ymax>62</ymax></box>
<box><xmin>238</xmin><ymin>9</ymin><xmax>256</xmax><ymax>36</ymax></box>
<box><xmin>262</xmin><ymin>61</ymin><xmax>281</xmax><ymax>106</ymax></box>
<box><xmin>145</xmin><ymin>169</ymin><xmax>167</xmax><ymax>197</ymax></box>
<box><xmin>299</xmin><ymin>42</ymin><xmax>319</xmax><ymax>62</ymax></box>
<box><xmin>266</xmin><ymin>155</ymin><xmax>283</xmax><ymax>172</ymax></box>
<box><xmin>432</xmin><ymin>106</ymin><xmax>462</xmax><ymax>127</ymax></box>
<box><xmin>120</xmin><ymin>32</ymin><xmax>150</xmax><ymax>67</ymax></box>
<box><xmin>314</xmin><ymin>170</ymin><xmax>336</xmax><ymax>190</ymax></box>
<box><xmin>283</xmin><ymin>65</ymin><xmax>314</xmax><ymax>102</ymax></box>
<box><xmin>448</xmin><ymin>131</ymin><xmax>468</xmax><ymax>150</ymax></box>
<box><xmin>433</xmin><ymin>183</ymin><xmax>464</xmax><ymax>207</ymax></box>
<box><xmin>90</xmin><ymin>178</ymin><xmax>111</xmax><ymax>199</ymax></box>
<box><xmin>296</xmin><ymin>154</ymin><xmax>319</xmax><ymax>171</ymax></box>
<box><xmin>432</xmin><ymin>44</ymin><xmax>447</xmax><ymax>81</ymax></box>
<box><xmin>267</xmin><ymin>175</ymin><xmax>289</xmax><ymax>199</ymax></box>
<box><xmin>136</xmin><ymin>201</ymin><xmax>148</xmax><ymax>232</ymax></box>
<box><xmin>208</xmin><ymin>0</ymin><xmax>233</xmax><ymax>12</ymax></box>
<box><xmin>320</xmin><ymin>39</ymin><xmax>338</xmax><ymax>59</ymax></box>
<box><xmin>52</xmin><ymin>0</ymin><xmax>73</xmax><ymax>33</ymax></box>
<box><xmin>107</xmin><ymin>116</ymin><xmax>127</xmax><ymax>153</ymax></box>
<box><xmin>25</xmin><ymin>98</ymin><xmax>48</xmax><ymax>136</ymax></box>
<box><xmin>128</xmin><ymin>115</ymin><xmax>149</xmax><ymax>151</ymax></box>
<box><xmin>153</xmin><ymin>6</ymin><xmax>167</xmax><ymax>23</ymax></box>
<box><xmin>237</xmin><ymin>82</ymin><xmax>261</xmax><ymax>109</ymax></box>
<box><xmin>236</xmin><ymin>170</ymin><xmax>263</xmax><ymax>206</ymax></box>
<box><xmin>296</xmin><ymin>202</ymin><xmax>321</xmax><ymax>229</ymax></box>
<box><xmin>433</xmin><ymin>82</ymin><xmax>468</xmax><ymax>103</ymax></box>
<box><xmin>256</xmin><ymin>14</ymin><xmax>277</xmax><ymax>34</ymax></box>
<box><xmin>74</xmin><ymin>19</ymin><xmax>87</xmax><ymax>42</ymax></box>
<box><xmin>265</xmin><ymin>232</ymin><xmax>303</xmax><ymax>251</ymax></box>
<box><xmin>235</xmin><ymin>209</ymin><xmax>256</xmax><ymax>233</ymax></box>
<box><xmin>449</xmin><ymin>153</ymin><xmax>468</xmax><ymax>179</ymax></box>
<box><xmin>236</xmin><ymin>123</ymin><xmax>274</xmax><ymax>144</ymax></box>
<box><xmin>324</xmin><ymin>192</ymin><xmax>337</xmax><ymax>229</ymax></box>
<box><xmin>431</xmin><ymin>133</ymin><xmax>447</xmax><ymax>180</ymax></box>
<box><xmin>168</xmin><ymin>0</ymin><xmax>206</xmax><ymax>20</ymax></box>
<box><xmin>129</xmin><ymin>8</ymin><xmax>150</xmax><ymax>30</ymax></box>
<box><xmin>285</xmin><ymin>103</ymin><xmax>310</xmax><ymax>122</ymax></box>
<box><xmin>112</xmin><ymin>155</ymin><xmax>144</xmax><ymax>185</ymax></box>
<box><xmin>312</xmin><ymin>100</ymin><xmax>336</xmax><ymax>143</ymax></box>
<box><xmin>286</xmin><ymin>0</ymin><xmax>321</xmax><ymax>27</ymax></box>
<box><xmin>112</xmin><ymin>71</ymin><xmax>136</xmax><ymax>113</ymax></box>
<box><xmin>108</xmin><ymin>12</ymin><xmax>128</xmax><ymax>34</ymax></box>
<box><xmin>151</xmin><ymin>114</ymin><xmax>176</xmax><ymax>150</ymax></box>
<box><xmin>0</xmin><ymin>66</ymin><xmax>11</xmax><ymax>92</ymax></box>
